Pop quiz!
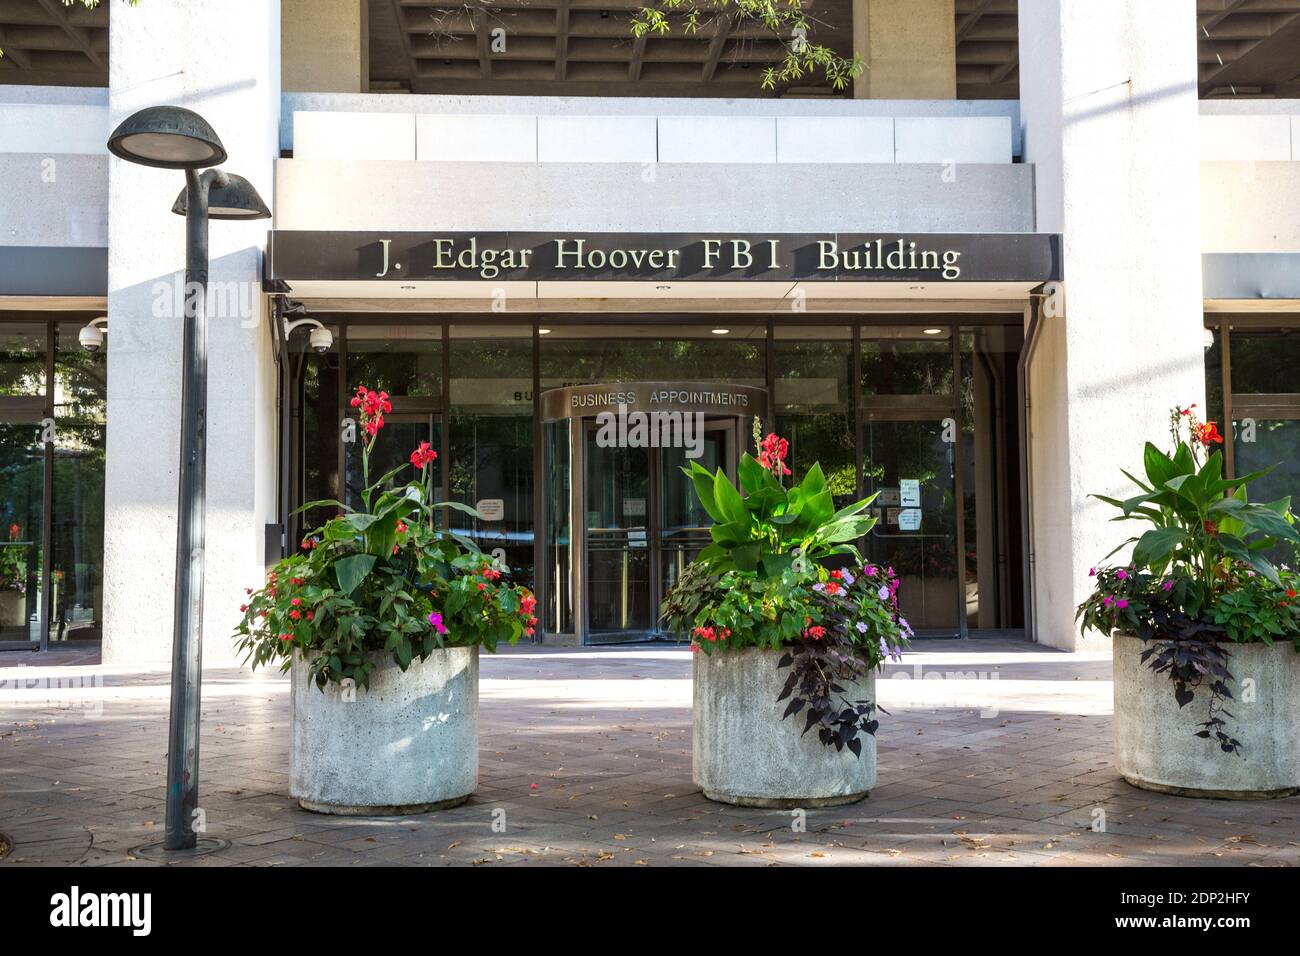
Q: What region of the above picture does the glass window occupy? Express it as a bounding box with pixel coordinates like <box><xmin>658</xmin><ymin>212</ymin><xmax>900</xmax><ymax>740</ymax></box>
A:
<box><xmin>49</xmin><ymin>324</ymin><xmax>107</xmax><ymax>642</ymax></box>
<box><xmin>299</xmin><ymin>336</ymin><xmax>341</xmax><ymax>536</ymax></box>
<box><xmin>1224</xmin><ymin>327</ymin><xmax>1300</xmax><ymax>394</ymax></box>
<box><xmin>0</xmin><ymin>323</ymin><xmax>47</xmax><ymax>397</ymax></box>
<box><xmin>449</xmin><ymin>325</ymin><xmax>534</xmax><ymax>589</ymax></box>
<box><xmin>861</xmin><ymin>327</ymin><xmax>954</xmax><ymax>396</ymax></box>
<box><xmin>343</xmin><ymin>324</ymin><xmax>442</xmax><ymax>398</ymax></box>
<box><xmin>773</xmin><ymin>326</ymin><xmax>854</xmax><ymax>504</ymax></box>
<box><xmin>539</xmin><ymin>323</ymin><xmax>765</xmax><ymax>388</ymax></box>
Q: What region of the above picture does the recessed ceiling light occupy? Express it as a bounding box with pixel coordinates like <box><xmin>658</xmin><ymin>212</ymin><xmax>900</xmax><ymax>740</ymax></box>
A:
<box><xmin>922</xmin><ymin>328</ymin><xmax>943</xmax><ymax>335</ymax></box>
<box><xmin>539</xmin><ymin>328</ymin><xmax>551</xmax><ymax>335</ymax></box>
<box><xmin>656</xmin><ymin>285</ymin><xmax>672</xmax><ymax>292</ymax></box>
<box><xmin>400</xmin><ymin>285</ymin><xmax>416</xmax><ymax>291</ymax></box>
<box><xmin>711</xmin><ymin>328</ymin><xmax>730</xmax><ymax>335</ymax></box>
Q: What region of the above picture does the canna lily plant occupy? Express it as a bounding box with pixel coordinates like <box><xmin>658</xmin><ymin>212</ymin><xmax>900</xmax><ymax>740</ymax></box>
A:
<box><xmin>1078</xmin><ymin>405</ymin><xmax>1300</xmax><ymax>753</ymax></box>
<box><xmin>235</xmin><ymin>385</ymin><xmax>536</xmax><ymax>691</ymax></box>
<box><xmin>663</xmin><ymin>431</ymin><xmax>909</xmax><ymax>756</ymax></box>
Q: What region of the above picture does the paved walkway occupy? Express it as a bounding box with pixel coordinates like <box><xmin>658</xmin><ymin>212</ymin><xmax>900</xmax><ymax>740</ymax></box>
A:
<box><xmin>1</xmin><ymin>641</ymin><xmax>1297</xmax><ymax>867</ymax></box>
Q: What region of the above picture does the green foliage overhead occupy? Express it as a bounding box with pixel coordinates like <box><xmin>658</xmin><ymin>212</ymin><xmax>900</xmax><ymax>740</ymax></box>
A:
<box><xmin>632</xmin><ymin>0</ymin><xmax>862</xmax><ymax>92</ymax></box>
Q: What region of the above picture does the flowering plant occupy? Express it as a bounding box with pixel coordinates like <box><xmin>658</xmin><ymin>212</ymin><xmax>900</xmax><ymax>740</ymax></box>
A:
<box><xmin>235</xmin><ymin>386</ymin><xmax>536</xmax><ymax>691</ymax></box>
<box><xmin>1078</xmin><ymin>405</ymin><xmax>1299</xmax><ymax>753</ymax></box>
<box><xmin>663</xmin><ymin>433</ymin><xmax>910</xmax><ymax>755</ymax></box>
<box><xmin>0</xmin><ymin>522</ymin><xmax>25</xmax><ymax>594</ymax></box>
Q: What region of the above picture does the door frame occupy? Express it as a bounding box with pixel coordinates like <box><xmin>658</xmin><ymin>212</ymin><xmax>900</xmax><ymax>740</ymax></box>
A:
<box><xmin>856</xmin><ymin>325</ymin><xmax>969</xmax><ymax>639</ymax></box>
<box><xmin>577</xmin><ymin>414</ymin><xmax>740</xmax><ymax>645</ymax></box>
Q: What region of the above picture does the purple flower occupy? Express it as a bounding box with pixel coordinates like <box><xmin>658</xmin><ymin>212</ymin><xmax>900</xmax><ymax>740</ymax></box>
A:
<box><xmin>877</xmin><ymin>585</ymin><xmax>891</xmax><ymax>602</ymax></box>
<box><xmin>1089</xmin><ymin>567</ymin><xmax>1097</xmax><ymax>577</ymax></box>
<box><xmin>428</xmin><ymin>611</ymin><xmax>448</xmax><ymax>635</ymax></box>
<box><xmin>1115</xmin><ymin>569</ymin><xmax>1128</xmax><ymax>581</ymax></box>
<box><xmin>841</xmin><ymin>569</ymin><xmax>856</xmax><ymax>586</ymax></box>
<box><xmin>1115</xmin><ymin>598</ymin><xmax>1129</xmax><ymax>610</ymax></box>
<box><xmin>855</xmin><ymin>621</ymin><xmax>868</xmax><ymax>634</ymax></box>
<box><xmin>812</xmin><ymin>582</ymin><xmax>825</xmax><ymax>592</ymax></box>
<box><xmin>1161</xmin><ymin>579</ymin><xmax>1174</xmax><ymax>592</ymax></box>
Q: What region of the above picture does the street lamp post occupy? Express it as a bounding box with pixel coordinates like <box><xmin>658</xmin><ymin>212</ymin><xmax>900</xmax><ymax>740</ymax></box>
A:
<box><xmin>108</xmin><ymin>106</ymin><xmax>270</xmax><ymax>851</ymax></box>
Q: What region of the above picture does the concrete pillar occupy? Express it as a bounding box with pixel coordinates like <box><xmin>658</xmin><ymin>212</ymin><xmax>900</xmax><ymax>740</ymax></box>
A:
<box><xmin>852</xmin><ymin>0</ymin><xmax>957</xmax><ymax>99</ymax></box>
<box><xmin>282</xmin><ymin>0</ymin><xmax>366</xmax><ymax>93</ymax></box>
<box><xmin>1018</xmin><ymin>0</ymin><xmax>1205</xmax><ymax>651</ymax></box>
<box><xmin>103</xmin><ymin>0</ymin><xmax>280</xmax><ymax>665</ymax></box>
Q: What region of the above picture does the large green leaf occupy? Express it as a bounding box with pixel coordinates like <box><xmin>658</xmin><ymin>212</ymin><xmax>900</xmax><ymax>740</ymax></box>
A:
<box><xmin>1131</xmin><ymin>527</ymin><xmax>1189</xmax><ymax>568</ymax></box>
<box><xmin>713</xmin><ymin>469</ymin><xmax>748</xmax><ymax>525</ymax></box>
<box><xmin>683</xmin><ymin>461</ymin><xmax>725</xmax><ymax>523</ymax></box>
<box><xmin>334</xmin><ymin>554</ymin><xmax>376</xmax><ymax>595</ymax></box>
<box><xmin>1143</xmin><ymin>442</ymin><xmax>1183</xmax><ymax>487</ymax></box>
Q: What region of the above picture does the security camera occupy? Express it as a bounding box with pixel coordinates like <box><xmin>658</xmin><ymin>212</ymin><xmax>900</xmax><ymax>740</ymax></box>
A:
<box><xmin>79</xmin><ymin>319</ymin><xmax>107</xmax><ymax>352</ymax></box>
<box><xmin>308</xmin><ymin>325</ymin><xmax>334</xmax><ymax>353</ymax></box>
<box><xmin>283</xmin><ymin>314</ymin><xmax>333</xmax><ymax>354</ymax></box>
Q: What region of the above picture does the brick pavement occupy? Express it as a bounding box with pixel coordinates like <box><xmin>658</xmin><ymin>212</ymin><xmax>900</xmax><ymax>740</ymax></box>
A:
<box><xmin>1</xmin><ymin>640</ymin><xmax>1297</xmax><ymax>867</ymax></box>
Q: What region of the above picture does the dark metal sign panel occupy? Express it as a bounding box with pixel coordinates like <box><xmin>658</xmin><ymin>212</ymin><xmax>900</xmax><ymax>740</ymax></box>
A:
<box><xmin>540</xmin><ymin>382</ymin><xmax>769</xmax><ymax>422</ymax></box>
<box><xmin>0</xmin><ymin>246</ymin><xmax>108</xmax><ymax>297</ymax></box>
<box><xmin>266</xmin><ymin>231</ymin><xmax>1062</xmax><ymax>286</ymax></box>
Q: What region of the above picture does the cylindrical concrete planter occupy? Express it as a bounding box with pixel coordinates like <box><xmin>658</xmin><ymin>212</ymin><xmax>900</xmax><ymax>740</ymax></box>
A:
<box><xmin>0</xmin><ymin>590</ymin><xmax>25</xmax><ymax>627</ymax></box>
<box><xmin>1113</xmin><ymin>632</ymin><xmax>1300</xmax><ymax>799</ymax></box>
<box><xmin>693</xmin><ymin>646</ymin><xmax>876</xmax><ymax>808</ymax></box>
<box><xmin>290</xmin><ymin>646</ymin><xmax>478</xmax><ymax>814</ymax></box>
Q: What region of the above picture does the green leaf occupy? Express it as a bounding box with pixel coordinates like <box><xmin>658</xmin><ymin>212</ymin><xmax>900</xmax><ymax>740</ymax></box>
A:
<box><xmin>683</xmin><ymin>461</ymin><xmax>725</xmax><ymax>523</ymax></box>
<box><xmin>1143</xmin><ymin>442</ymin><xmax>1182</xmax><ymax>487</ymax></box>
<box><xmin>334</xmin><ymin>554</ymin><xmax>376</xmax><ymax>595</ymax></box>
<box><xmin>1131</xmin><ymin>527</ymin><xmax>1189</xmax><ymax>568</ymax></box>
<box><xmin>713</xmin><ymin>469</ymin><xmax>748</xmax><ymax>525</ymax></box>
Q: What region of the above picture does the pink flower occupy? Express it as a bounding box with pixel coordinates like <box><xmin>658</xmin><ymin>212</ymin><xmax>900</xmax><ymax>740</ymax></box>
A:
<box><xmin>428</xmin><ymin>611</ymin><xmax>448</xmax><ymax>635</ymax></box>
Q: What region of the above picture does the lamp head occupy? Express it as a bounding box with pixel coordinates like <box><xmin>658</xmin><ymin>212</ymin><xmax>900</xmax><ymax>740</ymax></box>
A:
<box><xmin>172</xmin><ymin>173</ymin><xmax>271</xmax><ymax>220</ymax></box>
<box><xmin>107</xmin><ymin>106</ymin><xmax>226</xmax><ymax>170</ymax></box>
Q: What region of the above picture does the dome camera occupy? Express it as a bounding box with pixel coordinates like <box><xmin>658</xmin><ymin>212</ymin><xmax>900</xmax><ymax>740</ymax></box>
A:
<box><xmin>308</xmin><ymin>326</ymin><xmax>334</xmax><ymax>353</ymax></box>
<box><xmin>79</xmin><ymin>320</ymin><xmax>106</xmax><ymax>352</ymax></box>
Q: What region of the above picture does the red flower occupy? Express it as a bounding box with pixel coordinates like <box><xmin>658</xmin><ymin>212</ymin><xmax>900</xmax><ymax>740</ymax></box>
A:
<box><xmin>396</xmin><ymin>521</ymin><xmax>408</xmax><ymax>534</ymax></box>
<box><xmin>290</xmin><ymin>597</ymin><xmax>302</xmax><ymax>606</ymax></box>
<box><xmin>520</xmin><ymin>594</ymin><xmax>537</xmax><ymax>615</ymax></box>
<box><xmin>289</xmin><ymin>610</ymin><xmax>301</xmax><ymax>620</ymax></box>
<box><xmin>757</xmin><ymin>433</ymin><xmax>792</xmax><ymax>477</ymax></box>
<box><xmin>7</xmin><ymin>523</ymin><xmax>19</xmax><ymax>540</ymax></box>
<box><xmin>351</xmin><ymin>385</ymin><xmax>391</xmax><ymax>436</ymax></box>
<box><xmin>804</xmin><ymin>625</ymin><xmax>826</xmax><ymax>640</ymax></box>
<box><xmin>409</xmin><ymin>441</ymin><xmax>438</xmax><ymax>469</ymax></box>
<box><xmin>1203</xmin><ymin>520</ymin><xmax>1219</xmax><ymax>536</ymax></box>
<box><xmin>1194</xmin><ymin>421</ymin><xmax>1223</xmax><ymax>446</ymax></box>
<box><xmin>305</xmin><ymin>611</ymin><xmax>314</xmax><ymax>621</ymax></box>
<box><xmin>239</xmin><ymin>604</ymin><xmax>248</xmax><ymax>613</ymax></box>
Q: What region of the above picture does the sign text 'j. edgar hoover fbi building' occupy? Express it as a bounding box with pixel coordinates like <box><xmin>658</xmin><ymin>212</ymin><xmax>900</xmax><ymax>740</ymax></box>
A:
<box><xmin>265</xmin><ymin>232</ymin><xmax>1063</xmax><ymax>286</ymax></box>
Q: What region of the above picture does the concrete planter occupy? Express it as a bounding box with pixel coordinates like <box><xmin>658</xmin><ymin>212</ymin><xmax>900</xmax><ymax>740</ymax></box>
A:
<box><xmin>693</xmin><ymin>646</ymin><xmax>876</xmax><ymax>808</ymax></box>
<box><xmin>1113</xmin><ymin>632</ymin><xmax>1300</xmax><ymax>799</ymax></box>
<box><xmin>0</xmin><ymin>590</ymin><xmax>24</xmax><ymax>627</ymax></box>
<box><xmin>290</xmin><ymin>646</ymin><xmax>478</xmax><ymax>814</ymax></box>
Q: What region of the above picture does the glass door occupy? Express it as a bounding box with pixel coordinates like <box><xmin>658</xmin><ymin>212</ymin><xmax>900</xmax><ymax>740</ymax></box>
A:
<box><xmin>583</xmin><ymin>423</ymin><xmax>653</xmax><ymax>642</ymax></box>
<box><xmin>860</xmin><ymin>412</ymin><xmax>962</xmax><ymax>635</ymax></box>
<box><xmin>0</xmin><ymin>412</ymin><xmax>46</xmax><ymax>648</ymax></box>
<box><xmin>657</xmin><ymin>421</ymin><xmax>733</xmax><ymax>618</ymax></box>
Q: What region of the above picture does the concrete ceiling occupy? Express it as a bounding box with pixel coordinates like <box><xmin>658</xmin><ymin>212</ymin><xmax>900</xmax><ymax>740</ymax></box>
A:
<box><xmin>1</xmin><ymin>0</ymin><xmax>1298</xmax><ymax>99</ymax></box>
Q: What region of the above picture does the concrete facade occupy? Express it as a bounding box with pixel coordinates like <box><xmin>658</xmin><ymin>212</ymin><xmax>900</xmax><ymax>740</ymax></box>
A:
<box><xmin>1</xmin><ymin>4</ymin><xmax>1296</xmax><ymax>659</ymax></box>
<box><xmin>1017</xmin><ymin>0</ymin><xmax>1208</xmax><ymax>652</ymax></box>
<box><xmin>101</xmin><ymin>0</ymin><xmax>280</xmax><ymax>665</ymax></box>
